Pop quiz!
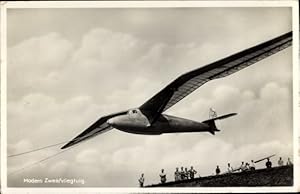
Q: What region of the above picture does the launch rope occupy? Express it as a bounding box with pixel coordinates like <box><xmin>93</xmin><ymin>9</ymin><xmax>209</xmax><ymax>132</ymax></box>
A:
<box><xmin>8</xmin><ymin>148</ymin><xmax>70</xmax><ymax>176</ymax></box>
<box><xmin>7</xmin><ymin>130</ymin><xmax>105</xmax><ymax>176</ymax></box>
<box><xmin>7</xmin><ymin>140</ymin><xmax>69</xmax><ymax>158</ymax></box>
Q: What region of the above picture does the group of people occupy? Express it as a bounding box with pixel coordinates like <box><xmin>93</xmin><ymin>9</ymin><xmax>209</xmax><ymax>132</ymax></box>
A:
<box><xmin>174</xmin><ymin>166</ymin><xmax>198</xmax><ymax>181</ymax></box>
<box><xmin>138</xmin><ymin>166</ymin><xmax>198</xmax><ymax>187</ymax></box>
<box><xmin>277</xmin><ymin>157</ymin><xmax>293</xmax><ymax>167</ymax></box>
<box><xmin>214</xmin><ymin>157</ymin><xmax>293</xmax><ymax>176</ymax></box>
<box><xmin>264</xmin><ymin>157</ymin><xmax>293</xmax><ymax>169</ymax></box>
<box><xmin>222</xmin><ymin>160</ymin><xmax>256</xmax><ymax>175</ymax></box>
<box><xmin>158</xmin><ymin>166</ymin><xmax>199</xmax><ymax>184</ymax></box>
<box><xmin>138</xmin><ymin>157</ymin><xmax>293</xmax><ymax>187</ymax></box>
<box><xmin>158</xmin><ymin>166</ymin><xmax>198</xmax><ymax>184</ymax></box>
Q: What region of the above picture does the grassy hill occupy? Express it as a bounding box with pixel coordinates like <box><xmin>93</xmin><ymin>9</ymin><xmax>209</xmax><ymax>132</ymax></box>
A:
<box><xmin>146</xmin><ymin>165</ymin><xmax>293</xmax><ymax>187</ymax></box>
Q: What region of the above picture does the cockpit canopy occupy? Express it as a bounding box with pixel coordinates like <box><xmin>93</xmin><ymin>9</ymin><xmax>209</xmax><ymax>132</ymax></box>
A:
<box><xmin>128</xmin><ymin>109</ymin><xmax>138</xmax><ymax>115</ymax></box>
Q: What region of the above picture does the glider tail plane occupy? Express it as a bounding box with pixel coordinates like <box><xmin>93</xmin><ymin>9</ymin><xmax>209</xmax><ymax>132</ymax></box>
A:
<box><xmin>203</xmin><ymin>113</ymin><xmax>237</xmax><ymax>135</ymax></box>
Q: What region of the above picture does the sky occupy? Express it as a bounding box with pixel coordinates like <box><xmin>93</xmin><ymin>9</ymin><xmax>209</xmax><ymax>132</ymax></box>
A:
<box><xmin>6</xmin><ymin>7</ymin><xmax>294</xmax><ymax>187</ymax></box>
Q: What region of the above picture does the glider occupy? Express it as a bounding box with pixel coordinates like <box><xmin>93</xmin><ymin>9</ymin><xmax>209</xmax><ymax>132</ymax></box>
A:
<box><xmin>61</xmin><ymin>31</ymin><xmax>292</xmax><ymax>149</ymax></box>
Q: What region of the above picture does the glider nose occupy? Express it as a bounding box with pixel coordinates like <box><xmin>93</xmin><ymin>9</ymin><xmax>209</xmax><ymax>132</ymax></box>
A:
<box><xmin>107</xmin><ymin>118</ymin><xmax>115</xmax><ymax>126</ymax></box>
<box><xmin>107</xmin><ymin>115</ymin><xmax>130</xmax><ymax>128</ymax></box>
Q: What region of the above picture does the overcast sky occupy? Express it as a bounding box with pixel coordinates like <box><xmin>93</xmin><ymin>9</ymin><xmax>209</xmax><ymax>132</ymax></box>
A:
<box><xmin>6</xmin><ymin>7</ymin><xmax>293</xmax><ymax>187</ymax></box>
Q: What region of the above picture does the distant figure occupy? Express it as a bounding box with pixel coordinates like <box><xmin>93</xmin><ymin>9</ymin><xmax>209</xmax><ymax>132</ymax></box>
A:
<box><xmin>250</xmin><ymin>160</ymin><xmax>256</xmax><ymax>171</ymax></box>
<box><xmin>138</xmin><ymin>173</ymin><xmax>145</xmax><ymax>187</ymax></box>
<box><xmin>215</xmin><ymin>165</ymin><xmax>221</xmax><ymax>175</ymax></box>
<box><xmin>240</xmin><ymin>161</ymin><xmax>247</xmax><ymax>172</ymax></box>
<box><xmin>266</xmin><ymin>158</ymin><xmax>272</xmax><ymax>168</ymax></box>
<box><xmin>286</xmin><ymin>158</ymin><xmax>293</xmax><ymax>166</ymax></box>
<box><xmin>209</xmin><ymin>108</ymin><xmax>217</xmax><ymax>119</ymax></box>
<box><xmin>180</xmin><ymin>167</ymin><xmax>185</xmax><ymax>180</ymax></box>
<box><xmin>245</xmin><ymin>163</ymin><xmax>250</xmax><ymax>171</ymax></box>
<box><xmin>188</xmin><ymin>166</ymin><xmax>197</xmax><ymax>179</ymax></box>
<box><xmin>278</xmin><ymin>157</ymin><xmax>284</xmax><ymax>166</ymax></box>
<box><xmin>174</xmin><ymin>167</ymin><xmax>180</xmax><ymax>181</ymax></box>
<box><xmin>160</xmin><ymin>169</ymin><xmax>167</xmax><ymax>183</ymax></box>
<box><xmin>227</xmin><ymin>163</ymin><xmax>233</xmax><ymax>173</ymax></box>
<box><xmin>184</xmin><ymin>167</ymin><xmax>189</xmax><ymax>179</ymax></box>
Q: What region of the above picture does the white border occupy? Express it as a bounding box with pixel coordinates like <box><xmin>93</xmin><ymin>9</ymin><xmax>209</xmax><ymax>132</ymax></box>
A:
<box><xmin>1</xmin><ymin>1</ymin><xmax>299</xmax><ymax>193</ymax></box>
<box><xmin>292</xmin><ymin>2</ymin><xmax>300</xmax><ymax>192</ymax></box>
<box><xmin>1</xmin><ymin>1</ymin><xmax>7</xmax><ymax>193</ymax></box>
<box><xmin>3</xmin><ymin>1</ymin><xmax>298</xmax><ymax>8</ymax></box>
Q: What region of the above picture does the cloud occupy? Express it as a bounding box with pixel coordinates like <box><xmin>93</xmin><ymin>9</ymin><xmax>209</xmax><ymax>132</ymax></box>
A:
<box><xmin>7</xmin><ymin>21</ymin><xmax>293</xmax><ymax>187</ymax></box>
<box><xmin>75</xmin><ymin>149</ymin><xmax>100</xmax><ymax>165</ymax></box>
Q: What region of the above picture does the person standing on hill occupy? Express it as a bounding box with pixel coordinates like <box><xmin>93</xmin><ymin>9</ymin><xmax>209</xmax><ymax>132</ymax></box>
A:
<box><xmin>278</xmin><ymin>157</ymin><xmax>284</xmax><ymax>166</ymax></box>
<box><xmin>250</xmin><ymin>160</ymin><xmax>256</xmax><ymax>171</ymax></box>
<box><xmin>240</xmin><ymin>161</ymin><xmax>247</xmax><ymax>172</ymax></box>
<box><xmin>184</xmin><ymin>167</ymin><xmax>189</xmax><ymax>179</ymax></box>
<box><xmin>188</xmin><ymin>166</ymin><xmax>197</xmax><ymax>179</ymax></box>
<box><xmin>286</xmin><ymin>158</ymin><xmax>293</xmax><ymax>166</ymax></box>
<box><xmin>266</xmin><ymin>158</ymin><xmax>272</xmax><ymax>168</ymax></box>
<box><xmin>138</xmin><ymin>173</ymin><xmax>145</xmax><ymax>187</ymax></box>
<box><xmin>227</xmin><ymin>163</ymin><xmax>233</xmax><ymax>173</ymax></box>
<box><xmin>160</xmin><ymin>169</ymin><xmax>167</xmax><ymax>183</ymax></box>
<box><xmin>245</xmin><ymin>163</ymin><xmax>250</xmax><ymax>171</ymax></box>
<box><xmin>180</xmin><ymin>167</ymin><xmax>185</xmax><ymax>180</ymax></box>
<box><xmin>215</xmin><ymin>165</ymin><xmax>221</xmax><ymax>175</ymax></box>
<box><xmin>174</xmin><ymin>167</ymin><xmax>180</xmax><ymax>181</ymax></box>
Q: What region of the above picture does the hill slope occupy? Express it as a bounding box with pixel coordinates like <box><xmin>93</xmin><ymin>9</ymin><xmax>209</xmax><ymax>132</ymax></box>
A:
<box><xmin>147</xmin><ymin>165</ymin><xmax>293</xmax><ymax>187</ymax></box>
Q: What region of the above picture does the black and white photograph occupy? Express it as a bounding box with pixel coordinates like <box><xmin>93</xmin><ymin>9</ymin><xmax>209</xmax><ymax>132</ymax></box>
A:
<box><xmin>1</xmin><ymin>1</ymin><xmax>299</xmax><ymax>193</ymax></box>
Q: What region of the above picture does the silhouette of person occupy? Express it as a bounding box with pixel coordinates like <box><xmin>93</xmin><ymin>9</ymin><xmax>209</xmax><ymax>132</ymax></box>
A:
<box><xmin>278</xmin><ymin>157</ymin><xmax>284</xmax><ymax>166</ymax></box>
<box><xmin>160</xmin><ymin>169</ymin><xmax>167</xmax><ymax>183</ymax></box>
<box><xmin>245</xmin><ymin>163</ymin><xmax>250</xmax><ymax>171</ymax></box>
<box><xmin>180</xmin><ymin>166</ymin><xmax>185</xmax><ymax>180</ymax></box>
<box><xmin>286</xmin><ymin>158</ymin><xmax>293</xmax><ymax>166</ymax></box>
<box><xmin>240</xmin><ymin>161</ymin><xmax>247</xmax><ymax>172</ymax></box>
<box><xmin>215</xmin><ymin>165</ymin><xmax>221</xmax><ymax>175</ymax></box>
<box><xmin>227</xmin><ymin>163</ymin><xmax>233</xmax><ymax>173</ymax></box>
<box><xmin>250</xmin><ymin>160</ymin><xmax>256</xmax><ymax>171</ymax></box>
<box><xmin>184</xmin><ymin>167</ymin><xmax>189</xmax><ymax>179</ymax></box>
<box><xmin>174</xmin><ymin>167</ymin><xmax>180</xmax><ymax>181</ymax></box>
<box><xmin>139</xmin><ymin>173</ymin><xmax>145</xmax><ymax>187</ymax></box>
<box><xmin>209</xmin><ymin>108</ymin><xmax>217</xmax><ymax>118</ymax></box>
<box><xmin>266</xmin><ymin>158</ymin><xmax>272</xmax><ymax>168</ymax></box>
<box><xmin>189</xmin><ymin>166</ymin><xmax>197</xmax><ymax>179</ymax></box>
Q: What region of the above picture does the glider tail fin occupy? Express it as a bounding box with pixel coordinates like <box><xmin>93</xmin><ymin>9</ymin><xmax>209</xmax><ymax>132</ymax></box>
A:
<box><xmin>204</xmin><ymin>120</ymin><xmax>220</xmax><ymax>135</ymax></box>
<box><xmin>203</xmin><ymin>112</ymin><xmax>237</xmax><ymax>135</ymax></box>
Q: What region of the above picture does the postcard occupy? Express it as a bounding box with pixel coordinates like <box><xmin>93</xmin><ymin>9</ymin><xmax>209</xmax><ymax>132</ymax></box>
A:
<box><xmin>1</xmin><ymin>1</ymin><xmax>299</xmax><ymax>193</ymax></box>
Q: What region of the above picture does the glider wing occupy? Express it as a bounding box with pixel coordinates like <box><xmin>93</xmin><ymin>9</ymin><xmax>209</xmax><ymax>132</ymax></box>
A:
<box><xmin>140</xmin><ymin>32</ymin><xmax>292</xmax><ymax>122</ymax></box>
<box><xmin>254</xmin><ymin>154</ymin><xmax>276</xmax><ymax>163</ymax></box>
<box><xmin>61</xmin><ymin>111</ymin><xmax>127</xmax><ymax>149</ymax></box>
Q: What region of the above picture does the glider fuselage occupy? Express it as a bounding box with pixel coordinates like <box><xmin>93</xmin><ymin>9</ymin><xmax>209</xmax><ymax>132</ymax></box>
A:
<box><xmin>107</xmin><ymin>109</ymin><xmax>210</xmax><ymax>135</ymax></box>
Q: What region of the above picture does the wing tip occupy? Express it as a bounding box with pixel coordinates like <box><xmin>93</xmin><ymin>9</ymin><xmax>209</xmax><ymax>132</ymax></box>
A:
<box><xmin>60</xmin><ymin>144</ymin><xmax>69</xmax><ymax>150</ymax></box>
<box><xmin>61</xmin><ymin>141</ymin><xmax>74</xmax><ymax>149</ymax></box>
